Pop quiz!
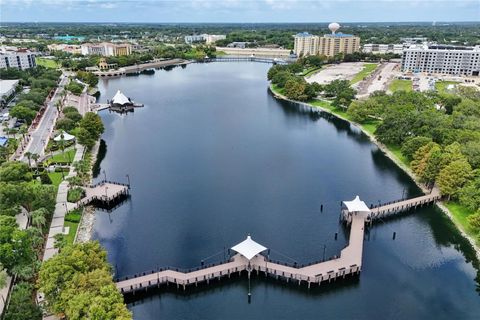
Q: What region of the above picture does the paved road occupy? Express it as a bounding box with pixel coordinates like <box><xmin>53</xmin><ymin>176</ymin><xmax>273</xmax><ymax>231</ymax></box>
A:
<box><xmin>20</xmin><ymin>74</ymin><xmax>68</xmax><ymax>160</ymax></box>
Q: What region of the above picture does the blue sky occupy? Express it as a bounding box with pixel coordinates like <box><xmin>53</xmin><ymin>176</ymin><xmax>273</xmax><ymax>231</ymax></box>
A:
<box><xmin>1</xmin><ymin>0</ymin><xmax>479</xmax><ymax>23</ymax></box>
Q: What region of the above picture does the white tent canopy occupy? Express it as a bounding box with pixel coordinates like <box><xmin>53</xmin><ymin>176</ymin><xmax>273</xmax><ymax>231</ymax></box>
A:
<box><xmin>111</xmin><ymin>90</ymin><xmax>130</xmax><ymax>105</ymax></box>
<box><xmin>231</xmin><ymin>235</ymin><xmax>267</xmax><ymax>260</ymax></box>
<box><xmin>53</xmin><ymin>131</ymin><xmax>75</xmax><ymax>142</ymax></box>
<box><xmin>343</xmin><ymin>196</ymin><xmax>371</xmax><ymax>213</ymax></box>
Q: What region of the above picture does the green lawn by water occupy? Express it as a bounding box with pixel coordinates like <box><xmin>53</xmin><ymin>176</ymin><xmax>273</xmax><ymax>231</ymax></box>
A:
<box><xmin>64</xmin><ymin>221</ymin><xmax>79</xmax><ymax>245</ymax></box>
<box><xmin>444</xmin><ymin>202</ymin><xmax>478</xmax><ymax>245</ymax></box>
<box><xmin>36</xmin><ymin>57</ymin><xmax>59</xmax><ymax>69</ymax></box>
<box><xmin>350</xmin><ymin>63</ymin><xmax>378</xmax><ymax>84</ymax></box>
<box><xmin>389</xmin><ymin>79</ymin><xmax>412</xmax><ymax>92</ymax></box>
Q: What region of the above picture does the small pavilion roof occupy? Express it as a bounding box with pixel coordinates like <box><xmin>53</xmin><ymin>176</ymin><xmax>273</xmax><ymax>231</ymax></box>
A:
<box><xmin>343</xmin><ymin>196</ymin><xmax>371</xmax><ymax>213</ymax></box>
<box><xmin>231</xmin><ymin>235</ymin><xmax>267</xmax><ymax>260</ymax></box>
<box><xmin>53</xmin><ymin>131</ymin><xmax>75</xmax><ymax>141</ymax></box>
<box><xmin>111</xmin><ymin>90</ymin><xmax>130</xmax><ymax>105</ymax></box>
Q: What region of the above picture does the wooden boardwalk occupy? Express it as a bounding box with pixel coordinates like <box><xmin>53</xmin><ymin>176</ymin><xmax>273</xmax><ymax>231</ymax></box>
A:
<box><xmin>369</xmin><ymin>189</ymin><xmax>441</xmax><ymax>220</ymax></box>
<box><xmin>116</xmin><ymin>213</ymin><xmax>366</xmax><ymax>294</ymax></box>
<box><xmin>74</xmin><ymin>180</ymin><xmax>129</xmax><ymax>209</ymax></box>
<box><xmin>115</xmin><ymin>191</ymin><xmax>442</xmax><ymax>295</ymax></box>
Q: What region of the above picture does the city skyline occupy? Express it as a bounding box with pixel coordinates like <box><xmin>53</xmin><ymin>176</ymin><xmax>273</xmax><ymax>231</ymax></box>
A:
<box><xmin>2</xmin><ymin>0</ymin><xmax>479</xmax><ymax>23</ymax></box>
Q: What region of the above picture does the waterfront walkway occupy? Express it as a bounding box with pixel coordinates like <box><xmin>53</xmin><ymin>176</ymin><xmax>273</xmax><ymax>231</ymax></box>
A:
<box><xmin>73</xmin><ymin>180</ymin><xmax>129</xmax><ymax>210</ymax></box>
<box><xmin>116</xmin><ymin>191</ymin><xmax>440</xmax><ymax>294</ymax></box>
<box><xmin>116</xmin><ymin>212</ymin><xmax>365</xmax><ymax>294</ymax></box>
<box><xmin>369</xmin><ymin>189</ymin><xmax>441</xmax><ymax>220</ymax></box>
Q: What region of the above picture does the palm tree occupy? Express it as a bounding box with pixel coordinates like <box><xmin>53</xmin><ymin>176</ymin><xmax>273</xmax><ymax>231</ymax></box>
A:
<box><xmin>2</xmin><ymin>122</ymin><xmax>9</xmax><ymax>138</ymax></box>
<box><xmin>24</xmin><ymin>151</ymin><xmax>32</xmax><ymax>168</ymax></box>
<box><xmin>31</xmin><ymin>208</ymin><xmax>47</xmax><ymax>229</ymax></box>
<box><xmin>31</xmin><ymin>153</ymin><xmax>40</xmax><ymax>168</ymax></box>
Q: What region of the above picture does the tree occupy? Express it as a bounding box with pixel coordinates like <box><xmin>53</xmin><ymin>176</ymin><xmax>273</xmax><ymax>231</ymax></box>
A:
<box><xmin>401</xmin><ymin>136</ymin><xmax>432</xmax><ymax>161</ymax></box>
<box><xmin>0</xmin><ymin>215</ymin><xmax>34</xmax><ymax>271</ymax></box>
<box><xmin>74</xmin><ymin>126</ymin><xmax>96</xmax><ymax>149</ymax></box>
<box><xmin>437</xmin><ymin>159</ymin><xmax>473</xmax><ymax>200</ymax></box>
<box><xmin>411</xmin><ymin>142</ymin><xmax>442</xmax><ymax>185</ymax></box>
<box><xmin>31</xmin><ymin>208</ymin><xmax>48</xmax><ymax>228</ymax></box>
<box><xmin>53</xmin><ymin>233</ymin><xmax>67</xmax><ymax>250</ymax></box>
<box><xmin>9</xmin><ymin>105</ymin><xmax>36</xmax><ymax>124</ymax></box>
<box><xmin>38</xmin><ymin>242</ymin><xmax>132</xmax><ymax>319</ymax></box>
<box><xmin>24</xmin><ymin>151</ymin><xmax>32</xmax><ymax>168</ymax></box>
<box><xmin>3</xmin><ymin>282</ymin><xmax>42</xmax><ymax>320</ymax></box>
<box><xmin>76</xmin><ymin>112</ymin><xmax>104</xmax><ymax>147</ymax></box>
<box><xmin>467</xmin><ymin>210</ymin><xmax>480</xmax><ymax>231</ymax></box>
<box><xmin>0</xmin><ymin>161</ymin><xmax>32</xmax><ymax>182</ymax></box>
<box><xmin>459</xmin><ymin>174</ymin><xmax>480</xmax><ymax>212</ymax></box>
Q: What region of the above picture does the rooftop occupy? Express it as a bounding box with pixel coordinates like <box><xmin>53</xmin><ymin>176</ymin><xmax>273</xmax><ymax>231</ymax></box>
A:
<box><xmin>324</xmin><ymin>33</ymin><xmax>356</xmax><ymax>38</ymax></box>
<box><xmin>295</xmin><ymin>32</ymin><xmax>316</xmax><ymax>38</ymax></box>
<box><xmin>0</xmin><ymin>79</ymin><xmax>20</xmax><ymax>97</ymax></box>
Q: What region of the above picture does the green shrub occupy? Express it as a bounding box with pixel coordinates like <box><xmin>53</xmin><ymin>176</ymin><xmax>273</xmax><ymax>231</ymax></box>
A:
<box><xmin>65</xmin><ymin>209</ymin><xmax>82</xmax><ymax>223</ymax></box>
<box><xmin>67</xmin><ymin>187</ymin><xmax>84</xmax><ymax>202</ymax></box>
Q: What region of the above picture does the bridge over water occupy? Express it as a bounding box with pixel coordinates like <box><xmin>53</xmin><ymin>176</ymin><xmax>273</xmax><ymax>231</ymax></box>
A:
<box><xmin>115</xmin><ymin>191</ymin><xmax>441</xmax><ymax>295</ymax></box>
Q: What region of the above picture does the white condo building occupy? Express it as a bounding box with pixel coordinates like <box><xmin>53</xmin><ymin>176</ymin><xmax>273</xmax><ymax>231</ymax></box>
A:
<box><xmin>184</xmin><ymin>34</ymin><xmax>226</xmax><ymax>45</ymax></box>
<box><xmin>363</xmin><ymin>44</ymin><xmax>405</xmax><ymax>55</ymax></box>
<box><xmin>0</xmin><ymin>47</ymin><xmax>36</xmax><ymax>70</ymax></box>
<box><xmin>402</xmin><ymin>44</ymin><xmax>480</xmax><ymax>76</ymax></box>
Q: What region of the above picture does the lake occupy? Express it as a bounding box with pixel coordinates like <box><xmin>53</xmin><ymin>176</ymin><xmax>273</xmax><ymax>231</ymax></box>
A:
<box><xmin>94</xmin><ymin>62</ymin><xmax>480</xmax><ymax>319</ymax></box>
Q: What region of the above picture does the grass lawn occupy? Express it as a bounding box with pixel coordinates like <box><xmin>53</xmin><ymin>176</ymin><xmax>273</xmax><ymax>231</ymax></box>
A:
<box><xmin>389</xmin><ymin>79</ymin><xmax>412</xmax><ymax>92</ymax></box>
<box><xmin>45</xmin><ymin>149</ymin><xmax>76</xmax><ymax>165</ymax></box>
<box><xmin>48</xmin><ymin>172</ymin><xmax>64</xmax><ymax>189</ymax></box>
<box><xmin>36</xmin><ymin>57</ymin><xmax>59</xmax><ymax>69</ymax></box>
<box><xmin>444</xmin><ymin>202</ymin><xmax>478</xmax><ymax>245</ymax></box>
<box><xmin>64</xmin><ymin>221</ymin><xmax>79</xmax><ymax>245</ymax></box>
<box><xmin>435</xmin><ymin>81</ymin><xmax>459</xmax><ymax>94</ymax></box>
<box><xmin>350</xmin><ymin>63</ymin><xmax>378</xmax><ymax>84</ymax></box>
<box><xmin>385</xmin><ymin>143</ymin><xmax>410</xmax><ymax>167</ymax></box>
<box><xmin>271</xmin><ymin>83</ymin><xmax>285</xmax><ymax>95</ymax></box>
<box><xmin>64</xmin><ymin>209</ymin><xmax>82</xmax><ymax>244</ymax></box>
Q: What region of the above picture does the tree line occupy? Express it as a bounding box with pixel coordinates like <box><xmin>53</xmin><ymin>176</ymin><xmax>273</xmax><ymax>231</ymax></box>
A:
<box><xmin>347</xmin><ymin>87</ymin><xmax>480</xmax><ymax>240</ymax></box>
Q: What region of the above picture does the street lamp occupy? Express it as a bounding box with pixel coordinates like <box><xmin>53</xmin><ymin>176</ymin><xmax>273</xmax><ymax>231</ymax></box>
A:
<box><xmin>103</xmin><ymin>169</ymin><xmax>107</xmax><ymax>182</ymax></box>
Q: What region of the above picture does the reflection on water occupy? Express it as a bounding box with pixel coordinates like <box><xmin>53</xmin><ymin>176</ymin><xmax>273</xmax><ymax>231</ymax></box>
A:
<box><xmin>93</xmin><ymin>62</ymin><xmax>480</xmax><ymax>320</ymax></box>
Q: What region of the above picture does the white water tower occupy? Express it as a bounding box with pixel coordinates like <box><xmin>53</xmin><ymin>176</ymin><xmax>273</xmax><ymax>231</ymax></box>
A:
<box><xmin>328</xmin><ymin>22</ymin><xmax>341</xmax><ymax>34</ymax></box>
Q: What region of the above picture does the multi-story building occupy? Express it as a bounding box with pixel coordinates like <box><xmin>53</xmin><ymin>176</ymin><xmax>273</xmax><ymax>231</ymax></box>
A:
<box><xmin>184</xmin><ymin>34</ymin><xmax>226</xmax><ymax>45</ymax></box>
<box><xmin>0</xmin><ymin>47</ymin><xmax>36</xmax><ymax>70</ymax></box>
<box><xmin>293</xmin><ymin>32</ymin><xmax>319</xmax><ymax>57</ymax></box>
<box><xmin>47</xmin><ymin>43</ymin><xmax>82</xmax><ymax>54</ymax></box>
<box><xmin>80</xmin><ymin>42</ymin><xmax>132</xmax><ymax>56</ymax></box>
<box><xmin>363</xmin><ymin>44</ymin><xmax>405</xmax><ymax>55</ymax></box>
<box><xmin>294</xmin><ymin>23</ymin><xmax>360</xmax><ymax>57</ymax></box>
<box><xmin>318</xmin><ymin>34</ymin><xmax>360</xmax><ymax>57</ymax></box>
<box><xmin>402</xmin><ymin>44</ymin><xmax>480</xmax><ymax>76</ymax></box>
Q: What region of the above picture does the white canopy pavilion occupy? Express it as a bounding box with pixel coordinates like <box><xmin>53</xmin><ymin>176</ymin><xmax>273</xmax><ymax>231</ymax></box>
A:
<box><xmin>343</xmin><ymin>196</ymin><xmax>371</xmax><ymax>213</ymax></box>
<box><xmin>111</xmin><ymin>90</ymin><xmax>131</xmax><ymax>106</ymax></box>
<box><xmin>53</xmin><ymin>131</ymin><xmax>75</xmax><ymax>142</ymax></box>
<box><xmin>231</xmin><ymin>235</ymin><xmax>267</xmax><ymax>260</ymax></box>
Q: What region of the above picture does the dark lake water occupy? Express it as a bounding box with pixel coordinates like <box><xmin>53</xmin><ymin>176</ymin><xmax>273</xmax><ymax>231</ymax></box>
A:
<box><xmin>94</xmin><ymin>62</ymin><xmax>480</xmax><ymax>319</ymax></box>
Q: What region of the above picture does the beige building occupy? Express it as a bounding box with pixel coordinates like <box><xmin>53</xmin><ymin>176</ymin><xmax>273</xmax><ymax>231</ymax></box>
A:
<box><xmin>318</xmin><ymin>33</ymin><xmax>360</xmax><ymax>57</ymax></box>
<box><xmin>294</xmin><ymin>23</ymin><xmax>360</xmax><ymax>58</ymax></box>
<box><xmin>293</xmin><ymin>32</ymin><xmax>319</xmax><ymax>57</ymax></box>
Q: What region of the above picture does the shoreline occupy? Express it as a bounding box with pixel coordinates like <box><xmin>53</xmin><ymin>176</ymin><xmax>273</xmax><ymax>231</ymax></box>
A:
<box><xmin>268</xmin><ymin>84</ymin><xmax>480</xmax><ymax>259</ymax></box>
<box><xmin>74</xmin><ymin>139</ymin><xmax>101</xmax><ymax>243</ymax></box>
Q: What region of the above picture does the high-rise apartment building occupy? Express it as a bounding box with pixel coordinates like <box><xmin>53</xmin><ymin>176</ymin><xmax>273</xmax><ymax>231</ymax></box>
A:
<box><xmin>293</xmin><ymin>23</ymin><xmax>360</xmax><ymax>58</ymax></box>
<box><xmin>0</xmin><ymin>47</ymin><xmax>36</xmax><ymax>70</ymax></box>
<box><xmin>293</xmin><ymin>32</ymin><xmax>319</xmax><ymax>57</ymax></box>
<box><xmin>402</xmin><ymin>44</ymin><xmax>480</xmax><ymax>76</ymax></box>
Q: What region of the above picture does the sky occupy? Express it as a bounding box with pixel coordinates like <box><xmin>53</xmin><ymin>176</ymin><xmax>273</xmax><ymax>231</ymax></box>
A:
<box><xmin>1</xmin><ymin>0</ymin><xmax>479</xmax><ymax>23</ymax></box>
